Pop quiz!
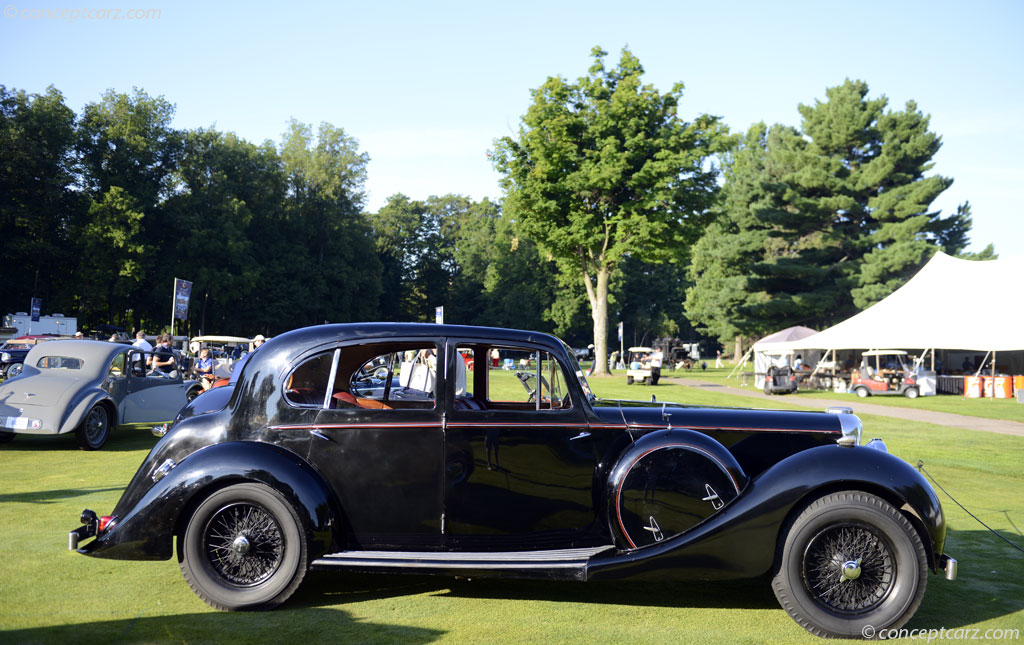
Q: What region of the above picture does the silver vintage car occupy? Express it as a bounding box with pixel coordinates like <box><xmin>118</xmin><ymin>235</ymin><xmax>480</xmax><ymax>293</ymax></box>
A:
<box><xmin>0</xmin><ymin>340</ymin><xmax>203</xmax><ymax>449</ymax></box>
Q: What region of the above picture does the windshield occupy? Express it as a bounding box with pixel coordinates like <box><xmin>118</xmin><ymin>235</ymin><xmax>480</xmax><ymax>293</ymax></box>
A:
<box><xmin>563</xmin><ymin>342</ymin><xmax>595</xmax><ymax>402</ymax></box>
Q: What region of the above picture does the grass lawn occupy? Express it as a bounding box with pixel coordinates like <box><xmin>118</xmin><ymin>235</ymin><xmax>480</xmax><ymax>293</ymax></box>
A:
<box><xmin>615</xmin><ymin>362</ymin><xmax>1024</xmax><ymax>423</ymax></box>
<box><xmin>1</xmin><ymin>377</ymin><xmax>1022</xmax><ymax>643</ymax></box>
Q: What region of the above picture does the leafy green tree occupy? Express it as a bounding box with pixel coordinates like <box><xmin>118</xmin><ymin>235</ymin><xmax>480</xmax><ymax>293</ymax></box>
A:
<box><xmin>0</xmin><ymin>85</ymin><xmax>80</xmax><ymax>313</ymax></box>
<box><xmin>492</xmin><ymin>46</ymin><xmax>732</xmax><ymax>374</ymax></box>
<box><xmin>687</xmin><ymin>80</ymin><xmax>975</xmax><ymax>348</ymax></box>
<box><xmin>279</xmin><ymin>120</ymin><xmax>380</xmax><ymax>327</ymax></box>
<box><xmin>76</xmin><ymin>88</ymin><xmax>182</xmax><ymax>329</ymax></box>
<box><xmin>162</xmin><ymin>129</ymin><xmax>281</xmax><ymax>335</ymax></box>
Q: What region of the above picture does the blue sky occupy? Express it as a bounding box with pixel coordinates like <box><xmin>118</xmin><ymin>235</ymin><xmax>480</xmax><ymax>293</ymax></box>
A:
<box><xmin>3</xmin><ymin>0</ymin><xmax>1021</xmax><ymax>256</ymax></box>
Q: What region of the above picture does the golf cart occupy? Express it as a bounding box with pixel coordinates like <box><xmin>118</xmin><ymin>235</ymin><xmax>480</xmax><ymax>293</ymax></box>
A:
<box><xmin>625</xmin><ymin>346</ymin><xmax>660</xmax><ymax>385</ymax></box>
<box><xmin>850</xmin><ymin>350</ymin><xmax>920</xmax><ymax>399</ymax></box>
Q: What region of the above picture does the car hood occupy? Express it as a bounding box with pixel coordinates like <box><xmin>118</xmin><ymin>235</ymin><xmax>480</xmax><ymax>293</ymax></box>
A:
<box><xmin>0</xmin><ymin>373</ymin><xmax>79</xmax><ymax>409</ymax></box>
<box><xmin>591</xmin><ymin>398</ymin><xmax>845</xmax><ymax>435</ymax></box>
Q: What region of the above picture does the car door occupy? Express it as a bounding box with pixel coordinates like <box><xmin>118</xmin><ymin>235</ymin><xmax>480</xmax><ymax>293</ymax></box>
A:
<box><xmin>443</xmin><ymin>340</ymin><xmax>613</xmax><ymax>551</ymax></box>
<box><xmin>122</xmin><ymin>350</ymin><xmax>188</xmax><ymax>423</ymax></box>
<box><xmin>302</xmin><ymin>340</ymin><xmax>446</xmax><ymax>551</ymax></box>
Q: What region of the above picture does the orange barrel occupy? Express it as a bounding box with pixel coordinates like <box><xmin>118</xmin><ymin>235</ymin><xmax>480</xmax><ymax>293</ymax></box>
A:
<box><xmin>964</xmin><ymin>375</ymin><xmax>983</xmax><ymax>398</ymax></box>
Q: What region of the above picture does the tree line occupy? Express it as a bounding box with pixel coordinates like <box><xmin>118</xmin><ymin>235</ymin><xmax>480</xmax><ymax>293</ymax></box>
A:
<box><xmin>1</xmin><ymin>48</ymin><xmax>993</xmax><ymax>360</ymax></box>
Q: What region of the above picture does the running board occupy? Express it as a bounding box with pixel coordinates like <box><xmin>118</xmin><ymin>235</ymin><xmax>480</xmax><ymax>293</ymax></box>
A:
<box><xmin>311</xmin><ymin>545</ymin><xmax>616</xmax><ymax>581</ymax></box>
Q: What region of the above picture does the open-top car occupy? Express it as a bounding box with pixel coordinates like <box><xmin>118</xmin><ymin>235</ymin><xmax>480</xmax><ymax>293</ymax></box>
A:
<box><xmin>68</xmin><ymin>323</ymin><xmax>955</xmax><ymax>638</ymax></box>
<box><xmin>0</xmin><ymin>339</ymin><xmax>203</xmax><ymax>449</ymax></box>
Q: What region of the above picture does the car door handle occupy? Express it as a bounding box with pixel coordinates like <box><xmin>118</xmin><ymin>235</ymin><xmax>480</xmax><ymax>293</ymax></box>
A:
<box><xmin>570</xmin><ymin>431</ymin><xmax>591</xmax><ymax>441</ymax></box>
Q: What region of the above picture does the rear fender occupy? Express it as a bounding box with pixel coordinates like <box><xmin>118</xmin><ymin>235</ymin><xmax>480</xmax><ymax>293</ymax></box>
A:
<box><xmin>58</xmin><ymin>392</ymin><xmax>116</xmax><ymax>435</ymax></box>
<box><xmin>588</xmin><ymin>443</ymin><xmax>945</xmax><ymax>581</ymax></box>
<box><xmin>76</xmin><ymin>441</ymin><xmax>338</xmax><ymax>561</ymax></box>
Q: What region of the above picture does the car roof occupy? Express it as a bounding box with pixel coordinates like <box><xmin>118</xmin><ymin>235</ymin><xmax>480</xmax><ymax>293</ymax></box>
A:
<box><xmin>191</xmin><ymin>335</ymin><xmax>253</xmax><ymax>344</ymax></box>
<box><xmin>24</xmin><ymin>339</ymin><xmax>131</xmax><ymax>377</ymax></box>
<box><xmin>862</xmin><ymin>350</ymin><xmax>908</xmax><ymax>356</ymax></box>
<box><xmin>273</xmin><ymin>322</ymin><xmax>566</xmax><ymax>347</ymax></box>
<box><xmin>627</xmin><ymin>346</ymin><xmax>655</xmax><ymax>352</ymax></box>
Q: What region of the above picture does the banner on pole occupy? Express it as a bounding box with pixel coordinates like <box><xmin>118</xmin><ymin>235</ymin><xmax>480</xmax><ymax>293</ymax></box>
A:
<box><xmin>30</xmin><ymin>298</ymin><xmax>42</xmax><ymax>322</ymax></box>
<box><xmin>617</xmin><ymin>321</ymin><xmax>623</xmax><ymax>342</ymax></box>
<box><xmin>173</xmin><ymin>279</ymin><xmax>193</xmax><ymax>320</ymax></box>
<box><xmin>435</xmin><ymin>306</ymin><xmax>444</xmax><ymax>325</ymax></box>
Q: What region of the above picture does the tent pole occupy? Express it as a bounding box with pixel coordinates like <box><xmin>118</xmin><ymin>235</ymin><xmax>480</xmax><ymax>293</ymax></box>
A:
<box><xmin>727</xmin><ymin>348</ymin><xmax>752</xmax><ymax>379</ymax></box>
<box><xmin>991</xmin><ymin>351</ymin><xmax>997</xmax><ymax>401</ymax></box>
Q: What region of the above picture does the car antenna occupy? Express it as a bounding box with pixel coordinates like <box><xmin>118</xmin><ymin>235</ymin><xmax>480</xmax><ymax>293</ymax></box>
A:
<box><xmin>617</xmin><ymin>400</ymin><xmax>636</xmax><ymax>443</ymax></box>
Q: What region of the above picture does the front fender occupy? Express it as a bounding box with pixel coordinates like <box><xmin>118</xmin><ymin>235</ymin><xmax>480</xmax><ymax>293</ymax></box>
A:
<box><xmin>77</xmin><ymin>441</ymin><xmax>337</xmax><ymax>561</ymax></box>
<box><xmin>58</xmin><ymin>390</ymin><xmax>114</xmax><ymax>435</ymax></box>
<box><xmin>587</xmin><ymin>443</ymin><xmax>945</xmax><ymax>581</ymax></box>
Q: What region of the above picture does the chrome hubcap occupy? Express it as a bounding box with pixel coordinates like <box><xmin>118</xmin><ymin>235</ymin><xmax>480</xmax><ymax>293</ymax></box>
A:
<box><xmin>841</xmin><ymin>558</ymin><xmax>862</xmax><ymax>581</ymax></box>
<box><xmin>231</xmin><ymin>535</ymin><xmax>250</xmax><ymax>555</ymax></box>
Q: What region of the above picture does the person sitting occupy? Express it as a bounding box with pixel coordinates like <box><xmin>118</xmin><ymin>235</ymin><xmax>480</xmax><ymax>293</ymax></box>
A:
<box><xmin>149</xmin><ymin>334</ymin><xmax>177</xmax><ymax>376</ymax></box>
<box><xmin>195</xmin><ymin>348</ymin><xmax>214</xmax><ymax>390</ymax></box>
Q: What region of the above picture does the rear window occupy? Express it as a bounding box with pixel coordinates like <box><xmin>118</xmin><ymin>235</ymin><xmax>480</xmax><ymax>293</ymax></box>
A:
<box><xmin>36</xmin><ymin>356</ymin><xmax>83</xmax><ymax>370</ymax></box>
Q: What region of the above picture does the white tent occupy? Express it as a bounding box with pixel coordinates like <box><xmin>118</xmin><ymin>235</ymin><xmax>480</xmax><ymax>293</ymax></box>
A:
<box><xmin>786</xmin><ymin>252</ymin><xmax>1024</xmax><ymax>352</ymax></box>
<box><xmin>749</xmin><ymin>326</ymin><xmax>821</xmax><ymax>388</ymax></box>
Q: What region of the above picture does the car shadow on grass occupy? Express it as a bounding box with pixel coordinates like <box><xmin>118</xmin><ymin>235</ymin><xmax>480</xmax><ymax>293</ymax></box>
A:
<box><xmin>297</xmin><ymin>570</ymin><xmax>777</xmax><ymax>611</ymax></box>
<box><xmin>909</xmin><ymin>527</ymin><xmax>1024</xmax><ymax>630</ymax></box>
<box><xmin>0</xmin><ymin>486</ymin><xmax>124</xmax><ymax>504</ymax></box>
<box><xmin>1</xmin><ymin>608</ymin><xmax>445</xmax><ymax>643</ymax></box>
<box><xmin>0</xmin><ymin>430</ymin><xmax>156</xmax><ymax>452</ymax></box>
<box><xmin>292</xmin><ymin>527</ymin><xmax>1024</xmax><ymax>631</ymax></box>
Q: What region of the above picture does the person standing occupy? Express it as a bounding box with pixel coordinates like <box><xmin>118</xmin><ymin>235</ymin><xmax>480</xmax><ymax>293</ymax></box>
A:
<box><xmin>715</xmin><ymin>349</ymin><xmax>723</xmax><ymax>368</ymax></box>
<box><xmin>132</xmin><ymin>331</ymin><xmax>153</xmax><ymax>352</ymax></box>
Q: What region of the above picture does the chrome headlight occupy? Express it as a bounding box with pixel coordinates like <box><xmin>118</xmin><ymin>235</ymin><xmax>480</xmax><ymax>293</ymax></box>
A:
<box><xmin>1</xmin><ymin>352</ymin><xmax>10</xmax><ymax>362</ymax></box>
<box><xmin>826</xmin><ymin>406</ymin><xmax>863</xmax><ymax>446</ymax></box>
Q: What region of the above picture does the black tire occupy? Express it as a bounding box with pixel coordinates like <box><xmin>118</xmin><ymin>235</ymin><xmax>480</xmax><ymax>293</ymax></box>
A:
<box><xmin>187</xmin><ymin>387</ymin><xmax>202</xmax><ymax>403</ymax></box>
<box><xmin>0</xmin><ymin>431</ymin><xmax>15</xmax><ymax>443</ymax></box>
<box><xmin>179</xmin><ymin>482</ymin><xmax>307</xmax><ymax>611</ymax></box>
<box><xmin>855</xmin><ymin>386</ymin><xmax>870</xmax><ymax>398</ymax></box>
<box><xmin>76</xmin><ymin>405</ymin><xmax>110</xmax><ymax>450</ymax></box>
<box><xmin>626</xmin><ymin>375</ymin><xmax>634</xmax><ymax>385</ymax></box>
<box><xmin>904</xmin><ymin>387</ymin><xmax>919</xmax><ymax>399</ymax></box>
<box><xmin>772</xmin><ymin>491</ymin><xmax>927</xmax><ymax>639</ymax></box>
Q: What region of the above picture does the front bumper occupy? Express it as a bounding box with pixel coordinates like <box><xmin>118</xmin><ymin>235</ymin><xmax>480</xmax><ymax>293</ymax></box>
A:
<box><xmin>939</xmin><ymin>553</ymin><xmax>958</xmax><ymax>581</ymax></box>
<box><xmin>68</xmin><ymin>509</ymin><xmax>98</xmax><ymax>550</ymax></box>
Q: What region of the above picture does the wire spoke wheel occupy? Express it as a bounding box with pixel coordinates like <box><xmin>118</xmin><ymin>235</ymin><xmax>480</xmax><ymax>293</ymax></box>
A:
<box><xmin>802</xmin><ymin>522</ymin><xmax>895</xmax><ymax>614</ymax></box>
<box><xmin>204</xmin><ymin>502</ymin><xmax>284</xmax><ymax>586</ymax></box>
<box><xmin>772</xmin><ymin>491</ymin><xmax>927</xmax><ymax>638</ymax></box>
<box><xmin>180</xmin><ymin>482</ymin><xmax>308</xmax><ymax>610</ymax></box>
<box><xmin>76</xmin><ymin>405</ymin><xmax>110</xmax><ymax>450</ymax></box>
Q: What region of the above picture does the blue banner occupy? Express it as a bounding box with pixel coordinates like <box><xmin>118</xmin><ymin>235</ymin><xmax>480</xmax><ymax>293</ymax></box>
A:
<box><xmin>30</xmin><ymin>298</ymin><xmax>41</xmax><ymax>322</ymax></box>
<box><xmin>173</xmin><ymin>279</ymin><xmax>193</xmax><ymax>320</ymax></box>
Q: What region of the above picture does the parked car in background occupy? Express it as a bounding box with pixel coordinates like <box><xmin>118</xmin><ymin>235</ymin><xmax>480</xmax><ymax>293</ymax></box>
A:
<box><xmin>0</xmin><ymin>340</ymin><xmax>203</xmax><ymax>449</ymax></box>
<box><xmin>1</xmin><ymin>334</ymin><xmax>62</xmax><ymax>379</ymax></box>
<box><xmin>68</xmin><ymin>323</ymin><xmax>955</xmax><ymax>638</ymax></box>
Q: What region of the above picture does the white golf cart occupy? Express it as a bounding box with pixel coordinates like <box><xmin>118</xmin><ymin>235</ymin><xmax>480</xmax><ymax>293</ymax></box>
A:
<box><xmin>625</xmin><ymin>346</ymin><xmax>661</xmax><ymax>385</ymax></box>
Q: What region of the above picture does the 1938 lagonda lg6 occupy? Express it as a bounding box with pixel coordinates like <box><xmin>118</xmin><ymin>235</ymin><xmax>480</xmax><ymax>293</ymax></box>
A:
<box><xmin>69</xmin><ymin>324</ymin><xmax>956</xmax><ymax>638</ymax></box>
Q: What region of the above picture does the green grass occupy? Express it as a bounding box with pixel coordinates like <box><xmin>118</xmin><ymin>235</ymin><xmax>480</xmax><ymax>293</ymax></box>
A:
<box><xmin>1</xmin><ymin>383</ymin><xmax>1022</xmax><ymax>643</ymax></box>
<box><xmin>620</xmin><ymin>362</ymin><xmax>1024</xmax><ymax>423</ymax></box>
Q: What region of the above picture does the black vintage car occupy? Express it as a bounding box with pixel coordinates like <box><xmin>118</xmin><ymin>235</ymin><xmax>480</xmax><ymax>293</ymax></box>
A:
<box><xmin>69</xmin><ymin>323</ymin><xmax>955</xmax><ymax>638</ymax></box>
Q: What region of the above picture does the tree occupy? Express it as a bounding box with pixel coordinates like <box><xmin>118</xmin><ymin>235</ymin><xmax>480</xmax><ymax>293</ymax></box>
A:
<box><xmin>492</xmin><ymin>46</ymin><xmax>732</xmax><ymax>375</ymax></box>
<box><xmin>687</xmin><ymin>80</ymin><xmax>975</xmax><ymax>347</ymax></box>
<box><xmin>76</xmin><ymin>88</ymin><xmax>181</xmax><ymax>329</ymax></box>
<box><xmin>0</xmin><ymin>85</ymin><xmax>80</xmax><ymax>313</ymax></box>
<box><xmin>278</xmin><ymin>120</ymin><xmax>380</xmax><ymax>327</ymax></box>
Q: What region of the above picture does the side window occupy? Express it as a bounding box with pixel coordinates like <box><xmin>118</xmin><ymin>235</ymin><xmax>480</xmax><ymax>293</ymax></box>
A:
<box><xmin>284</xmin><ymin>351</ymin><xmax>335</xmax><ymax>407</ymax></box>
<box><xmin>340</xmin><ymin>343</ymin><xmax>438</xmax><ymax>410</ymax></box>
<box><xmin>108</xmin><ymin>353</ymin><xmax>126</xmax><ymax>378</ymax></box>
<box><xmin>484</xmin><ymin>347</ymin><xmax>571</xmax><ymax>411</ymax></box>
